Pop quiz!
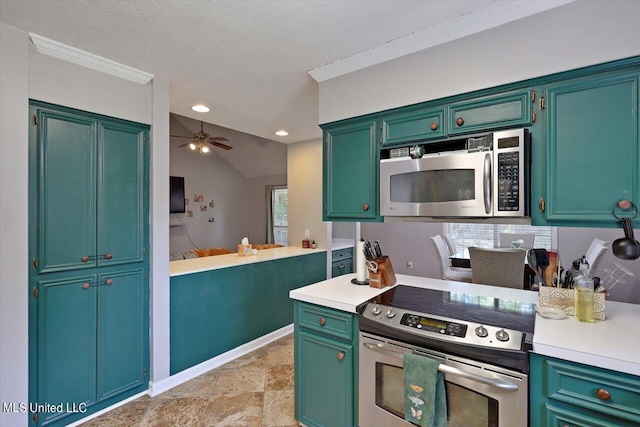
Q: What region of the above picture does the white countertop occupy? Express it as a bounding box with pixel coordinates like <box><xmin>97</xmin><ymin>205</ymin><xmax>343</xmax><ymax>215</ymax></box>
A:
<box><xmin>290</xmin><ymin>273</ymin><xmax>640</xmax><ymax>376</ymax></box>
<box><xmin>170</xmin><ymin>246</ymin><xmax>326</xmax><ymax>277</ymax></box>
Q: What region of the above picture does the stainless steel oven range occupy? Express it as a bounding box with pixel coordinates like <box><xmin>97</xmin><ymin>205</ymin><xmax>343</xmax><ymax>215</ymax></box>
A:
<box><xmin>358</xmin><ymin>285</ymin><xmax>536</xmax><ymax>427</ymax></box>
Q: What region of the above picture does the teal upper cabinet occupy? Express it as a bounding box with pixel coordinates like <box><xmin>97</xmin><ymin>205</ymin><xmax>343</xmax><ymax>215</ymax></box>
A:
<box><xmin>381</xmin><ymin>107</ymin><xmax>445</xmax><ymax>146</ymax></box>
<box><xmin>37</xmin><ymin>110</ymin><xmax>97</xmax><ymax>273</ymax></box>
<box><xmin>447</xmin><ymin>89</ymin><xmax>533</xmax><ymax>135</ymax></box>
<box><xmin>323</xmin><ymin>120</ymin><xmax>381</xmax><ymax>221</ymax></box>
<box><xmin>98</xmin><ymin>122</ymin><xmax>146</xmax><ymax>266</ymax></box>
<box><xmin>541</xmin><ymin>69</ymin><xmax>639</xmax><ymax>226</ymax></box>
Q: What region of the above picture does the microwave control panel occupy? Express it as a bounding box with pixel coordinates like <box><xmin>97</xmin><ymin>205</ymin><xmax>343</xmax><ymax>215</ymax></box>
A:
<box><xmin>497</xmin><ymin>151</ymin><xmax>520</xmax><ymax>211</ymax></box>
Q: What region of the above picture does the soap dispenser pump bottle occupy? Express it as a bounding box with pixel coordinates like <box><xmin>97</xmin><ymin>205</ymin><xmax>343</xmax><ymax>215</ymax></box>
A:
<box><xmin>574</xmin><ymin>261</ymin><xmax>595</xmax><ymax>323</ymax></box>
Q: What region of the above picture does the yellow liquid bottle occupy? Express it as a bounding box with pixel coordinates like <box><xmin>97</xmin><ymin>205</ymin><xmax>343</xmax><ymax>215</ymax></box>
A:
<box><xmin>575</xmin><ymin>286</ymin><xmax>595</xmax><ymax>323</ymax></box>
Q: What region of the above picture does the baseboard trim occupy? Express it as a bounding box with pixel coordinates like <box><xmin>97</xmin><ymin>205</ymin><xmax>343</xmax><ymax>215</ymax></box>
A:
<box><xmin>150</xmin><ymin>323</ymin><xmax>294</xmax><ymax>397</ymax></box>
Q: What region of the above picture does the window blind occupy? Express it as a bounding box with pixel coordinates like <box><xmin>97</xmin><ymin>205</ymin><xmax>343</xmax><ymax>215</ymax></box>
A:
<box><xmin>443</xmin><ymin>223</ymin><xmax>555</xmax><ymax>252</ymax></box>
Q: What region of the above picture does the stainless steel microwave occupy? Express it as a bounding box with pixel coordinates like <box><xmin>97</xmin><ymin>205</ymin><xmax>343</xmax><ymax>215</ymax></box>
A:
<box><xmin>380</xmin><ymin>128</ymin><xmax>529</xmax><ymax>218</ymax></box>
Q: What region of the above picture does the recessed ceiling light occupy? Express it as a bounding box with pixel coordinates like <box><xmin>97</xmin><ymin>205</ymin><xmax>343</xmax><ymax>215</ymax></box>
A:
<box><xmin>192</xmin><ymin>105</ymin><xmax>210</xmax><ymax>113</ymax></box>
<box><xmin>275</xmin><ymin>130</ymin><xmax>288</xmax><ymax>136</ymax></box>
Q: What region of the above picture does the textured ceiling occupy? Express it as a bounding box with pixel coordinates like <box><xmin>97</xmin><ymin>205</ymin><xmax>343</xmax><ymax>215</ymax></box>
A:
<box><xmin>1</xmin><ymin>0</ymin><xmax>566</xmax><ymax>143</ymax></box>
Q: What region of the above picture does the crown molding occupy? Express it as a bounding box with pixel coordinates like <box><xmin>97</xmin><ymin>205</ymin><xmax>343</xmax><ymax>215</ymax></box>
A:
<box><xmin>29</xmin><ymin>33</ymin><xmax>154</xmax><ymax>84</ymax></box>
<box><xmin>308</xmin><ymin>0</ymin><xmax>575</xmax><ymax>83</ymax></box>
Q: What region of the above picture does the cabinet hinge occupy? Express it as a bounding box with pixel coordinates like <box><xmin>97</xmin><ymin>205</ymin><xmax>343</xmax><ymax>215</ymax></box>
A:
<box><xmin>531</xmin><ymin>90</ymin><xmax>536</xmax><ymax>103</ymax></box>
<box><xmin>33</xmin><ymin>287</ymin><xmax>38</xmax><ymax>298</ymax></box>
<box><xmin>143</xmin><ymin>271</ymin><xmax>148</xmax><ymax>279</ymax></box>
<box><xmin>143</xmin><ymin>369</ymin><xmax>147</xmax><ymax>378</ymax></box>
<box><xmin>143</xmin><ymin>247</ymin><xmax>146</xmax><ymax>257</ymax></box>
<box><xmin>379</xmin><ymin>121</ymin><xmax>383</xmax><ymax>130</ymax></box>
<box><xmin>32</xmin><ymin>257</ymin><xmax>38</xmax><ymax>269</ymax></box>
<box><xmin>32</xmin><ymin>115</ymin><xmax>38</xmax><ymax>126</ymax></box>
<box><xmin>33</xmin><ymin>413</ymin><xmax>38</xmax><ymax>423</ymax></box>
<box><xmin>143</xmin><ymin>135</ymin><xmax>147</xmax><ymax>144</ymax></box>
<box><xmin>539</xmin><ymin>97</ymin><xmax>546</xmax><ymax>110</ymax></box>
<box><xmin>539</xmin><ymin>197</ymin><xmax>546</xmax><ymax>213</ymax></box>
<box><xmin>379</xmin><ymin>135</ymin><xmax>383</xmax><ymax>145</ymax></box>
<box><xmin>532</xmin><ymin>110</ymin><xmax>537</xmax><ymax>123</ymax></box>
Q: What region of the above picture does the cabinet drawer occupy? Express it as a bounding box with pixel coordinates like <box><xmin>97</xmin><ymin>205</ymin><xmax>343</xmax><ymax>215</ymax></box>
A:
<box><xmin>544</xmin><ymin>403</ymin><xmax>639</xmax><ymax>427</ymax></box>
<box><xmin>297</xmin><ymin>303</ymin><xmax>354</xmax><ymax>341</ymax></box>
<box><xmin>545</xmin><ymin>359</ymin><xmax>640</xmax><ymax>423</ymax></box>
<box><xmin>331</xmin><ymin>258</ymin><xmax>353</xmax><ymax>278</ymax></box>
<box><xmin>447</xmin><ymin>89</ymin><xmax>532</xmax><ymax>135</ymax></box>
<box><xmin>381</xmin><ymin>107</ymin><xmax>446</xmax><ymax>145</ymax></box>
<box><xmin>332</xmin><ymin>247</ymin><xmax>353</xmax><ymax>262</ymax></box>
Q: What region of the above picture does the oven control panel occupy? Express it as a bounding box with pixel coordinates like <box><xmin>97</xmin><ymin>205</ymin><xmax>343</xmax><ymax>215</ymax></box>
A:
<box><xmin>400</xmin><ymin>313</ymin><xmax>467</xmax><ymax>338</ymax></box>
<box><xmin>362</xmin><ymin>302</ymin><xmax>525</xmax><ymax>352</ymax></box>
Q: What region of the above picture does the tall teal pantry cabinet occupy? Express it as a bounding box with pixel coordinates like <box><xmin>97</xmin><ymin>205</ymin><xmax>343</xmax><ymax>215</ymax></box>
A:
<box><xmin>28</xmin><ymin>101</ymin><xmax>150</xmax><ymax>427</ymax></box>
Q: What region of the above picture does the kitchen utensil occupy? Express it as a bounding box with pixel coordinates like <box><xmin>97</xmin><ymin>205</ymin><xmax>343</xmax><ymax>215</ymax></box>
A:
<box><xmin>373</xmin><ymin>241</ymin><xmax>383</xmax><ymax>258</ymax></box>
<box><xmin>365</xmin><ymin>260</ymin><xmax>379</xmax><ymax>273</ymax></box>
<box><xmin>612</xmin><ymin>217</ymin><xmax>640</xmax><ymax>260</ymax></box>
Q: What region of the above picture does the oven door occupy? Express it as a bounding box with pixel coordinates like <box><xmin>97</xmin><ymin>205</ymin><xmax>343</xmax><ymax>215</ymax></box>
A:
<box><xmin>380</xmin><ymin>150</ymin><xmax>493</xmax><ymax>218</ymax></box>
<box><xmin>358</xmin><ymin>332</ymin><xmax>527</xmax><ymax>427</ymax></box>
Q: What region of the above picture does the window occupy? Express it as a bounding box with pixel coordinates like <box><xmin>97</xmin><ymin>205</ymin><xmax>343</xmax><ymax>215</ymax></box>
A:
<box><xmin>444</xmin><ymin>223</ymin><xmax>556</xmax><ymax>252</ymax></box>
<box><xmin>272</xmin><ymin>187</ymin><xmax>288</xmax><ymax>245</ymax></box>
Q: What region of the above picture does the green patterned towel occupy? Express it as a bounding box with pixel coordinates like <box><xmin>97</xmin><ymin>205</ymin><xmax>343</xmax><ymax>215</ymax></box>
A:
<box><xmin>403</xmin><ymin>352</ymin><xmax>447</xmax><ymax>427</ymax></box>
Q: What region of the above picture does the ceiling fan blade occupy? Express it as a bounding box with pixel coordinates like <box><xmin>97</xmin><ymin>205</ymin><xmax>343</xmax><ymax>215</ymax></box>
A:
<box><xmin>178</xmin><ymin>141</ymin><xmax>195</xmax><ymax>147</ymax></box>
<box><xmin>209</xmin><ymin>136</ymin><xmax>229</xmax><ymax>142</ymax></box>
<box><xmin>211</xmin><ymin>141</ymin><xmax>233</xmax><ymax>150</ymax></box>
<box><xmin>171</xmin><ymin>134</ymin><xmax>193</xmax><ymax>138</ymax></box>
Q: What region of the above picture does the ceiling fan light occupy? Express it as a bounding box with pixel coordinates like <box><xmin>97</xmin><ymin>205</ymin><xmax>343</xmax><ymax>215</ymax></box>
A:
<box><xmin>201</xmin><ymin>146</ymin><xmax>210</xmax><ymax>153</ymax></box>
<box><xmin>192</xmin><ymin>104</ymin><xmax>210</xmax><ymax>113</ymax></box>
<box><xmin>189</xmin><ymin>143</ymin><xmax>197</xmax><ymax>150</ymax></box>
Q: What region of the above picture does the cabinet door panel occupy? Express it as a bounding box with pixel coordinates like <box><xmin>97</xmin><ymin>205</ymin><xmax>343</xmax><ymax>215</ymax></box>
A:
<box><xmin>98</xmin><ymin>122</ymin><xmax>145</xmax><ymax>266</ymax></box>
<box><xmin>297</xmin><ymin>331</ymin><xmax>353</xmax><ymax>427</ymax></box>
<box><xmin>324</xmin><ymin>121</ymin><xmax>379</xmax><ymax>220</ymax></box>
<box><xmin>97</xmin><ymin>269</ymin><xmax>146</xmax><ymax>400</ymax></box>
<box><xmin>37</xmin><ymin>111</ymin><xmax>97</xmax><ymax>273</ymax></box>
<box><xmin>546</xmin><ymin>73</ymin><xmax>639</xmax><ymax>224</ymax></box>
<box><xmin>448</xmin><ymin>90</ymin><xmax>532</xmax><ymax>135</ymax></box>
<box><xmin>37</xmin><ymin>276</ymin><xmax>97</xmax><ymax>425</ymax></box>
<box><xmin>381</xmin><ymin>107</ymin><xmax>445</xmax><ymax>145</ymax></box>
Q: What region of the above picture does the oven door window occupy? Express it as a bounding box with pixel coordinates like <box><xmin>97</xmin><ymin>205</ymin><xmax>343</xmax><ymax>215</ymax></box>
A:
<box><xmin>375</xmin><ymin>362</ymin><xmax>499</xmax><ymax>427</ymax></box>
<box><xmin>389</xmin><ymin>169</ymin><xmax>475</xmax><ymax>203</ymax></box>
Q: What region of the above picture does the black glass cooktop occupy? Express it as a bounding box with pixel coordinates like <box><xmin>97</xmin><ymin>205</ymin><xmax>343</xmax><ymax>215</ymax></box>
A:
<box><xmin>374</xmin><ymin>285</ymin><xmax>536</xmax><ymax>334</ymax></box>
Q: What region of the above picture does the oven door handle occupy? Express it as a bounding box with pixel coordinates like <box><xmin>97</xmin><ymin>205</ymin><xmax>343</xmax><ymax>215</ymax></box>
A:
<box><xmin>362</xmin><ymin>342</ymin><xmax>519</xmax><ymax>391</ymax></box>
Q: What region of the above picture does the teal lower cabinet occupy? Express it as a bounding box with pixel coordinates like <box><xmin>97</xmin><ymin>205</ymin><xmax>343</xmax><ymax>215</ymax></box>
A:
<box><xmin>170</xmin><ymin>252</ymin><xmax>326</xmax><ymax>374</ymax></box>
<box><xmin>530</xmin><ymin>353</ymin><xmax>640</xmax><ymax>427</ymax></box>
<box><xmin>294</xmin><ymin>301</ymin><xmax>358</xmax><ymax>427</ymax></box>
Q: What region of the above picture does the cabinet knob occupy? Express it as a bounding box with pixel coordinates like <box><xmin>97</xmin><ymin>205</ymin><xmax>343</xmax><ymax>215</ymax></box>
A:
<box><xmin>105</xmin><ymin>278</ymin><xmax>114</xmax><ymax>286</ymax></box>
<box><xmin>81</xmin><ymin>255</ymin><xmax>90</xmax><ymax>262</ymax></box>
<box><xmin>81</xmin><ymin>282</ymin><xmax>90</xmax><ymax>290</ymax></box>
<box><xmin>596</xmin><ymin>388</ymin><xmax>611</xmax><ymax>401</ymax></box>
<box><xmin>430</xmin><ymin>122</ymin><xmax>438</xmax><ymax>131</ymax></box>
<box><xmin>105</xmin><ymin>253</ymin><xmax>113</xmax><ymax>260</ymax></box>
<box><xmin>455</xmin><ymin>117</ymin><xmax>464</xmax><ymax>126</ymax></box>
<box><xmin>362</xmin><ymin>204</ymin><xmax>369</xmax><ymax>212</ymax></box>
<box><xmin>319</xmin><ymin>318</ymin><xmax>326</xmax><ymax>326</ymax></box>
<box><xmin>337</xmin><ymin>352</ymin><xmax>344</xmax><ymax>361</ymax></box>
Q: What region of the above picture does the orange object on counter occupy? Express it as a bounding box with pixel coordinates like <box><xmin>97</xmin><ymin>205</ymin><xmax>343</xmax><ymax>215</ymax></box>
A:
<box><xmin>545</xmin><ymin>251</ymin><xmax>558</xmax><ymax>287</ymax></box>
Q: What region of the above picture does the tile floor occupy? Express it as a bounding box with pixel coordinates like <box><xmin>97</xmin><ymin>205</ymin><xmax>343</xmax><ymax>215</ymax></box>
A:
<box><xmin>81</xmin><ymin>333</ymin><xmax>297</xmax><ymax>427</ymax></box>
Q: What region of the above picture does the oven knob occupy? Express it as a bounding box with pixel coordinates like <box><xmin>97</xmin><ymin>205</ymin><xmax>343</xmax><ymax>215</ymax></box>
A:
<box><xmin>495</xmin><ymin>329</ymin><xmax>510</xmax><ymax>342</ymax></box>
<box><xmin>475</xmin><ymin>325</ymin><xmax>489</xmax><ymax>338</ymax></box>
<box><xmin>371</xmin><ymin>304</ymin><xmax>381</xmax><ymax>315</ymax></box>
<box><xmin>385</xmin><ymin>308</ymin><xmax>396</xmax><ymax>318</ymax></box>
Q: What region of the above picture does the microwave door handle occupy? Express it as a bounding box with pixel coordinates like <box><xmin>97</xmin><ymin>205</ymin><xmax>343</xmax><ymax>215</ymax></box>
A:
<box><xmin>363</xmin><ymin>342</ymin><xmax>518</xmax><ymax>392</ymax></box>
<box><xmin>484</xmin><ymin>153</ymin><xmax>492</xmax><ymax>214</ymax></box>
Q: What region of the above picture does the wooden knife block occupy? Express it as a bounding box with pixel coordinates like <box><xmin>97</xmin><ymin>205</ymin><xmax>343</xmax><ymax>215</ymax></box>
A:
<box><xmin>369</xmin><ymin>256</ymin><xmax>397</xmax><ymax>288</ymax></box>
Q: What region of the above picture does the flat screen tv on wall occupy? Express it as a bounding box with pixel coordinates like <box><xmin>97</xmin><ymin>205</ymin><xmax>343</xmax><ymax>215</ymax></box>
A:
<box><xmin>170</xmin><ymin>176</ymin><xmax>185</xmax><ymax>213</ymax></box>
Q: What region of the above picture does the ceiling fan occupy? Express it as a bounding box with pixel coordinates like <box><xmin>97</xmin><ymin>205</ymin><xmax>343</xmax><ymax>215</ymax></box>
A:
<box><xmin>171</xmin><ymin>121</ymin><xmax>232</xmax><ymax>153</ymax></box>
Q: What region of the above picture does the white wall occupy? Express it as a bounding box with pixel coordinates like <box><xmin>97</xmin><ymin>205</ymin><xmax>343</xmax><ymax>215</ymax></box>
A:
<box><xmin>318</xmin><ymin>0</ymin><xmax>640</xmax><ymax>124</ymax></box>
<box><xmin>247</xmin><ymin>174</ymin><xmax>288</xmax><ymax>245</ymax></box>
<box><xmin>169</xmin><ymin>117</ymin><xmax>249</xmax><ymax>252</ymax></box>
<box><xmin>0</xmin><ymin>24</ymin><xmax>30</xmax><ymax>427</ymax></box>
<box><xmin>287</xmin><ymin>139</ymin><xmax>327</xmax><ymax>249</ymax></box>
<box><xmin>0</xmin><ymin>25</ymin><xmax>166</xmax><ymax>424</ymax></box>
